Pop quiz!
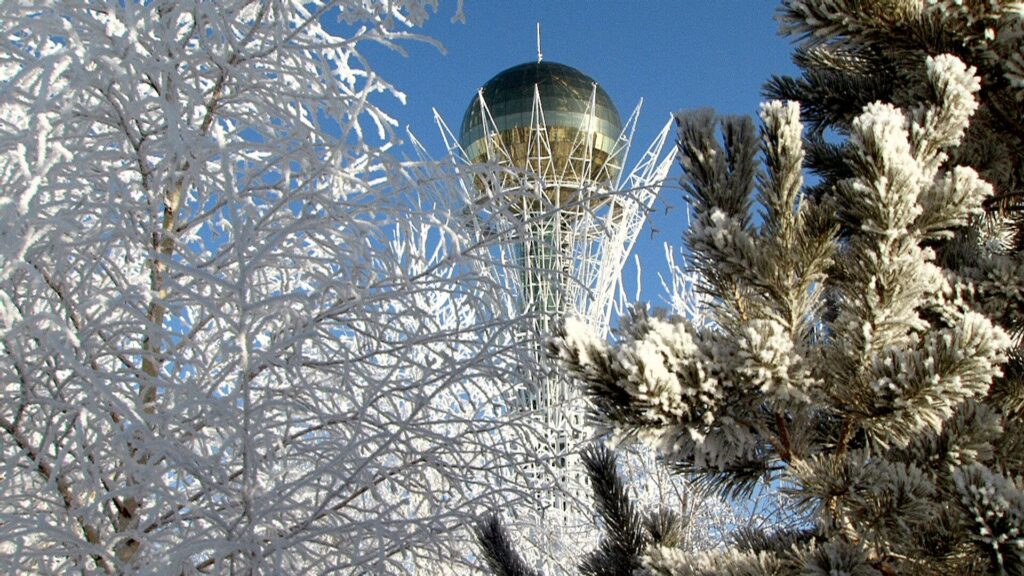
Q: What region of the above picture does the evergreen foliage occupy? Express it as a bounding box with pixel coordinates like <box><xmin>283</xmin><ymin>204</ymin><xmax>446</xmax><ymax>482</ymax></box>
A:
<box><xmin>478</xmin><ymin>446</ymin><xmax>691</xmax><ymax>576</ymax></box>
<box><xmin>476</xmin><ymin>517</ymin><xmax>544</xmax><ymax>576</ymax></box>
<box><xmin>769</xmin><ymin>0</ymin><xmax>1024</xmax><ymax>225</ymax></box>
<box><xmin>547</xmin><ymin>52</ymin><xmax>1021</xmax><ymax>576</ymax></box>
<box><xmin>478</xmin><ymin>3</ymin><xmax>1024</xmax><ymax>575</ymax></box>
<box><xmin>767</xmin><ymin>2</ymin><xmax>1024</xmax><ymax>368</ymax></box>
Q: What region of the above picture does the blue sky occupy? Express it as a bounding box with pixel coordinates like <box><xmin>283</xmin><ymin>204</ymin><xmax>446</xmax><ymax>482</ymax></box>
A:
<box><xmin>369</xmin><ymin>1</ymin><xmax>801</xmax><ymax>306</ymax></box>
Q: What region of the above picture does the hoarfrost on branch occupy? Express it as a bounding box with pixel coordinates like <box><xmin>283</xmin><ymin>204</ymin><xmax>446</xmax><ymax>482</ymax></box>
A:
<box><xmin>0</xmin><ymin>1</ymin><xmax>544</xmax><ymax>573</ymax></box>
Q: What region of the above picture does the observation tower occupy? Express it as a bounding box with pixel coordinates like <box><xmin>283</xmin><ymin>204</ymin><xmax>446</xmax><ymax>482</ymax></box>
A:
<box><xmin>430</xmin><ymin>55</ymin><xmax>674</xmax><ymax>518</ymax></box>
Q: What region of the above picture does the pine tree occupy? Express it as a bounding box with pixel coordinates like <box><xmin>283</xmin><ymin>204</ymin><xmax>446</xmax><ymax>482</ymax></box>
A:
<box><xmin>478</xmin><ymin>445</ymin><xmax>691</xmax><ymax>576</ymax></box>
<box><xmin>768</xmin><ymin>0</ymin><xmax>1024</xmax><ymax>222</ymax></box>
<box><xmin>478</xmin><ymin>4</ymin><xmax>1024</xmax><ymax>574</ymax></box>
<box><xmin>481</xmin><ymin>50</ymin><xmax>1024</xmax><ymax>574</ymax></box>
<box><xmin>551</xmin><ymin>53</ymin><xmax>1023</xmax><ymax>574</ymax></box>
<box><xmin>767</xmin><ymin>3</ymin><xmax>1024</xmax><ymax>405</ymax></box>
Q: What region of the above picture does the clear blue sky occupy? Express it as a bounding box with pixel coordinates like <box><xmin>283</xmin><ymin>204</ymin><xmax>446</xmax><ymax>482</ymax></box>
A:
<box><xmin>368</xmin><ymin>1</ymin><xmax>800</xmax><ymax>306</ymax></box>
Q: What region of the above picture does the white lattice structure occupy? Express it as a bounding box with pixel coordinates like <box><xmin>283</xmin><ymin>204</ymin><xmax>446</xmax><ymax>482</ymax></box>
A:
<box><xmin>414</xmin><ymin>61</ymin><xmax>673</xmax><ymax>535</ymax></box>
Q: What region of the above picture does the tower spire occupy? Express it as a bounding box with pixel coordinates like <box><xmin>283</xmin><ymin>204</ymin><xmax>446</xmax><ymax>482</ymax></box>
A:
<box><xmin>536</xmin><ymin>22</ymin><xmax>543</xmax><ymax>63</ymax></box>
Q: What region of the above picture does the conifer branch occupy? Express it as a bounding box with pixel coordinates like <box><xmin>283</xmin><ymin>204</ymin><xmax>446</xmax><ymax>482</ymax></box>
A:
<box><xmin>475</xmin><ymin>516</ymin><xmax>543</xmax><ymax>576</ymax></box>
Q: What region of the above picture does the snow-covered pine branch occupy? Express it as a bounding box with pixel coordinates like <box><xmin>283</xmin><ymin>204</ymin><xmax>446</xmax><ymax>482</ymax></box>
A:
<box><xmin>547</xmin><ymin>50</ymin><xmax>1022</xmax><ymax>574</ymax></box>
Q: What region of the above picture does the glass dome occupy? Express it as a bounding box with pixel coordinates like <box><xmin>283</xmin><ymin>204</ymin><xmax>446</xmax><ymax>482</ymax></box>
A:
<box><xmin>459</xmin><ymin>61</ymin><xmax>623</xmax><ymax>193</ymax></box>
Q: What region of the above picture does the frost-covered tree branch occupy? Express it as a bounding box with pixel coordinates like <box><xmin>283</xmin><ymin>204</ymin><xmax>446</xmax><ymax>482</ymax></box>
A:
<box><xmin>0</xmin><ymin>1</ymin><xmax>552</xmax><ymax>573</ymax></box>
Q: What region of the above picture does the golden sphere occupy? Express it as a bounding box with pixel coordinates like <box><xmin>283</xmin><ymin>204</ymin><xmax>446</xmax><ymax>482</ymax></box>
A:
<box><xmin>459</xmin><ymin>61</ymin><xmax>623</xmax><ymax>205</ymax></box>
